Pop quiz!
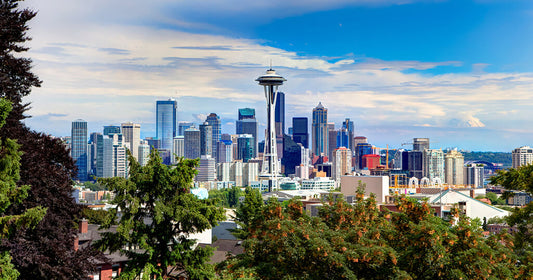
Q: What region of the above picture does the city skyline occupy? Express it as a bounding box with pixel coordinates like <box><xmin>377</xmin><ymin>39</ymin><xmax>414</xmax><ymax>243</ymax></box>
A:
<box><xmin>20</xmin><ymin>0</ymin><xmax>533</xmax><ymax>152</ymax></box>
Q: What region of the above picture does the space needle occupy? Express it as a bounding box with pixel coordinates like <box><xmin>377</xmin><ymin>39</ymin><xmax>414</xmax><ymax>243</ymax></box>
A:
<box><xmin>256</xmin><ymin>67</ymin><xmax>286</xmax><ymax>191</ymax></box>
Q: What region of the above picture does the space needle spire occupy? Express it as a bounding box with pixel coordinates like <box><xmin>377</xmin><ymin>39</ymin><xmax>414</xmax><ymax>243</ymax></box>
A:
<box><xmin>256</xmin><ymin>67</ymin><xmax>286</xmax><ymax>191</ymax></box>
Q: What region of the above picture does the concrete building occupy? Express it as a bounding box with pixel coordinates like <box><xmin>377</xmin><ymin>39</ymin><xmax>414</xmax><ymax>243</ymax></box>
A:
<box><xmin>199</xmin><ymin>121</ymin><xmax>213</xmax><ymax>157</ymax></box>
<box><xmin>340</xmin><ymin>175</ymin><xmax>389</xmax><ymax>203</ymax></box>
<box><xmin>171</xmin><ymin>136</ymin><xmax>185</xmax><ymax>164</ymax></box>
<box><xmin>512</xmin><ymin>146</ymin><xmax>533</xmax><ymax>168</ymax></box>
<box><xmin>445</xmin><ymin>149</ymin><xmax>464</xmax><ymax>185</ymax></box>
<box><xmin>138</xmin><ymin>141</ymin><xmax>150</xmax><ymax>167</ymax></box>
<box><xmin>301</xmin><ymin>177</ymin><xmax>336</xmax><ymax>190</ymax></box>
<box><xmin>464</xmin><ymin>164</ymin><xmax>484</xmax><ymax>188</ymax></box>
<box><xmin>121</xmin><ymin>122</ymin><xmax>141</xmax><ymax>161</ymax></box>
<box><xmin>422</xmin><ymin>149</ymin><xmax>444</xmax><ymax>183</ymax></box>
<box><xmin>333</xmin><ymin>147</ymin><xmax>352</xmax><ymax>181</ymax></box>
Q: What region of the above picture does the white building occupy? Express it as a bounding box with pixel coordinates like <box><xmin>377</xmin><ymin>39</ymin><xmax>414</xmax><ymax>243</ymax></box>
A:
<box><xmin>121</xmin><ymin>122</ymin><xmax>141</xmax><ymax>161</ymax></box>
<box><xmin>138</xmin><ymin>141</ymin><xmax>150</xmax><ymax>167</ymax></box>
<box><xmin>422</xmin><ymin>149</ymin><xmax>444</xmax><ymax>183</ymax></box>
<box><xmin>216</xmin><ymin>161</ymin><xmax>259</xmax><ymax>187</ymax></box>
<box><xmin>333</xmin><ymin>147</ymin><xmax>352</xmax><ymax>181</ymax></box>
<box><xmin>464</xmin><ymin>164</ymin><xmax>484</xmax><ymax>188</ymax></box>
<box><xmin>172</xmin><ymin>136</ymin><xmax>185</xmax><ymax>164</ymax></box>
<box><xmin>301</xmin><ymin>177</ymin><xmax>336</xmax><ymax>190</ymax></box>
<box><xmin>512</xmin><ymin>146</ymin><xmax>533</xmax><ymax>168</ymax></box>
<box><xmin>197</xmin><ymin>155</ymin><xmax>216</xmax><ymax>182</ymax></box>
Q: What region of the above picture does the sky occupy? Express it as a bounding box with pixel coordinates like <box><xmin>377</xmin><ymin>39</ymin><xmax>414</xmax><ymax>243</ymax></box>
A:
<box><xmin>20</xmin><ymin>0</ymin><xmax>533</xmax><ymax>152</ymax></box>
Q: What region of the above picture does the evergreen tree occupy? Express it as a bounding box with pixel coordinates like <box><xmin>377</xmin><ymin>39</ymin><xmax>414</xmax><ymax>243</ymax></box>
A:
<box><xmin>1</xmin><ymin>1</ymin><xmax>103</xmax><ymax>278</ymax></box>
<box><xmin>96</xmin><ymin>150</ymin><xmax>225</xmax><ymax>279</ymax></box>
<box><xmin>0</xmin><ymin>99</ymin><xmax>45</xmax><ymax>279</ymax></box>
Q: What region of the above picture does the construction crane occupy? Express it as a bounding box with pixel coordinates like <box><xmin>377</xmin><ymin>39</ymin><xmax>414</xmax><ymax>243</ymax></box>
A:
<box><xmin>371</xmin><ymin>145</ymin><xmax>397</xmax><ymax>169</ymax></box>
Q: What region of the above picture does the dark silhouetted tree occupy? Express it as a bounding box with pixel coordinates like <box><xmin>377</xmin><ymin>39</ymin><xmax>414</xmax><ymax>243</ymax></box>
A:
<box><xmin>1</xmin><ymin>1</ymin><xmax>103</xmax><ymax>278</ymax></box>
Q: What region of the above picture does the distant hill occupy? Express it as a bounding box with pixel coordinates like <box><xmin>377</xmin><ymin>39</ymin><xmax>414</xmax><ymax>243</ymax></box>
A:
<box><xmin>463</xmin><ymin>151</ymin><xmax>512</xmax><ymax>168</ymax></box>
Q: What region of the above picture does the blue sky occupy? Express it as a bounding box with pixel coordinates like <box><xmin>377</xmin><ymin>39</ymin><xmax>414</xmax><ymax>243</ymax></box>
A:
<box><xmin>21</xmin><ymin>0</ymin><xmax>533</xmax><ymax>152</ymax></box>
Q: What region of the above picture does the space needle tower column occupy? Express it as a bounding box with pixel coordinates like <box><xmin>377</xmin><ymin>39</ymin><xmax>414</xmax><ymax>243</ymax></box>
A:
<box><xmin>256</xmin><ymin>68</ymin><xmax>286</xmax><ymax>192</ymax></box>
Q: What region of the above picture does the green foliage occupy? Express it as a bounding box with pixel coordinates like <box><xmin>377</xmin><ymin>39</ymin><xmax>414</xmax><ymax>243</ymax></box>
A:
<box><xmin>209</xmin><ymin>186</ymin><xmax>244</xmax><ymax>208</ymax></box>
<box><xmin>485</xmin><ymin>192</ymin><xmax>506</xmax><ymax>205</ymax></box>
<box><xmin>81</xmin><ymin>208</ymin><xmax>110</xmax><ymax>225</ymax></box>
<box><xmin>463</xmin><ymin>151</ymin><xmax>512</xmax><ymax>168</ymax></box>
<box><xmin>83</xmin><ymin>181</ymin><xmax>107</xmax><ymax>191</ymax></box>
<box><xmin>96</xmin><ymin>149</ymin><xmax>225</xmax><ymax>279</ymax></box>
<box><xmin>231</xmin><ymin>187</ymin><xmax>263</xmax><ymax>240</ymax></box>
<box><xmin>218</xmin><ymin>185</ymin><xmax>520</xmax><ymax>279</ymax></box>
<box><xmin>0</xmin><ymin>98</ymin><xmax>46</xmax><ymax>277</ymax></box>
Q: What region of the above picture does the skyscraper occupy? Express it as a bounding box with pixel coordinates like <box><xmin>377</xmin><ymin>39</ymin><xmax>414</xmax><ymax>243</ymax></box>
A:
<box><xmin>121</xmin><ymin>122</ymin><xmax>141</xmax><ymax>161</ymax></box>
<box><xmin>178</xmin><ymin>121</ymin><xmax>194</xmax><ymax>136</ymax></box>
<box><xmin>71</xmin><ymin>119</ymin><xmax>88</xmax><ymax>181</ymax></box>
<box><xmin>184</xmin><ymin>126</ymin><xmax>200</xmax><ymax>159</ymax></box>
<box><xmin>156</xmin><ymin>99</ymin><xmax>178</xmax><ymax>151</ymax></box>
<box><xmin>355</xmin><ymin>143</ymin><xmax>373</xmax><ymax>170</ymax></box>
<box><xmin>237</xmin><ymin>134</ymin><xmax>255</xmax><ymax>163</ymax></box>
<box><xmin>275</xmin><ymin>92</ymin><xmax>285</xmax><ymax>158</ymax></box>
<box><xmin>206</xmin><ymin>113</ymin><xmax>221</xmax><ymax>161</ymax></box>
<box><xmin>413</xmin><ymin>138</ymin><xmax>430</xmax><ymax>151</ymax></box>
<box><xmin>199</xmin><ymin>122</ymin><xmax>213</xmax><ymax>156</ymax></box>
<box><xmin>333</xmin><ymin>147</ymin><xmax>352</xmax><ymax>180</ymax></box>
<box><xmin>292</xmin><ymin>117</ymin><xmax>308</xmax><ymax>148</ymax></box>
<box><xmin>312</xmin><ymin>102</ymin><xmax>328</xmax><ymax>157</ymax></box>
<box><xmin>88</xmin><ymin>132</ymin><xmax>101</xmax><ymax>177</ymax></box>
<box><xmin>236</xmin><ymin>108</ymin><xmax>258</xmax><ymax>157</ymax></box>
<box><xmin>342</xmin><ymin>118</ymin><xmax>355</xmax><ymax>151</ymax></box>
<box><xmin>172</xmin><ymin>136</ymin><xmax>185</xmax><ymax>163</ymax></box>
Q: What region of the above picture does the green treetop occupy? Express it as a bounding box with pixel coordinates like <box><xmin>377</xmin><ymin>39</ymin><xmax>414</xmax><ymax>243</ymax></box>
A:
<box><xmin>96</xmin><ymin>150</ymin><xmax>225</xmax><ymax>280</ymax></box>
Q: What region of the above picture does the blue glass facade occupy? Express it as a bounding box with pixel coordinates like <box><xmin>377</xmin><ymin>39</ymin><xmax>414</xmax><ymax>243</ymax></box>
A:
<box><xmin>156</xmin><ymin>100</ymin><xmax>177</xmax><ymax>150</ymax></box>
<box><xmin>71</xmin><ymin>119</ymin><xmax>88</xmax><ymax>181</ymax></box>
<box><xmin>292</xmin><ymin>117</ymin><xmax>308</xmax><ymax>148</ymax></box>
<box><xmin>312</xmin><ymin>103</ymin><xmax>328</xmax><ymax>156</ymax></box>
<box><xmin>356</xmin><ymin>143</ymin><xmax>373</xmax><ymax>170</ymax></box>
<box><xmin>206</xmin><ymin>113</ymin><xmax>221</xmax><ymax>160</ymax></box>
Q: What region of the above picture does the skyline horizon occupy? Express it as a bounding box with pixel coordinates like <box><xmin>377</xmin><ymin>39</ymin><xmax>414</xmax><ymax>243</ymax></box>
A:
<box><xmin>18</xmin><ymin>0</ymin><xmax>533</xmax><ymax>152</ymax></box>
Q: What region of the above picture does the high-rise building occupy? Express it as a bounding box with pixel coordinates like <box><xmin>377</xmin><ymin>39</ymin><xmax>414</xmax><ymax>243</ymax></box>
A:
<box><xmin>413</xmin><ymin>138</ymin><xmax>430</xmax><ymax>151</ymax></box>
<box><xmin>292</xmin><ymin>117</ymin><xmax>308</xmax><ymax>149</ymax></box>
<box><xmin>121</xmin><ymin>122</ymin><xmax>141</xmax><ymax>161</ymax></box>
<box><xmin>102</xmin><ymin>133</ymin><xmax>128</xmax><ymax>178</ymax></box>
<box><xmin>206</xmin><ymin>113</ymin><xmax>221</xmax><ymax>161</ymax></box>
<box><xmin>281</xmin><ymin>134</ymin><xmax>303</xmax><ymax>176</ymax></box>
<box><xmin>237</xmin><ymin>134</ymin><xmax>255</xmax><ymax>163</ymax></box>
<box><xmin>103</xmin><ymin>125</ymin><xmax>121</xmax><ymax>136</ymax></box>
<box><xmin>199</xmin><ymin>122</ymin><xmax>213</xmax><ymax>156</ymax></box>
<box><xmin>464</xmin><ymin>164</ymin><xmax>484</xmax><ymax>188</ymax></box>
<box><xmin>196</xmin><ymin>155</ymin><xmax>216</xmax><ymax>182</ymax></box>
<box><xmin>445</xmin><ymin>149</ymin><xmax>464</xmax><ymax>185</ymax></box>
<box><xmin>422</xmin><ymin>149</ymin><xmax>444</xmax><ymax>183</ymax></box>
<box><xmin>236</xmin><ymin>108</ymin><xmax>258</xmax><ymax>157</ymax></box>
<box><xmin>172</xmin><ymin>136</ymin><xmax>185</xmax><ymax>163</ymax></box>
<box><xmin>512</xmin><ymin>146</ymin><xmax>533</xmax><ymax>168</ymax></box>
<box><xmin>355</xmin><ymin>143</ymin><xmax>373</xmax><ymax>170</ymax></box>
<box><xmin>71</xmin><ymin>119</ymin><xmax>88</xmax><ymax>181</ymax></box>
<box><xmin>138</xmin><ymin>141</ymin><xmax>150</xmax><ymax>167</ymax></box>
<box><xmin>145</xmin><ymin>137</ymin><xmax>161</xmax><ymax>150</ymax></box>
<box><xmin>333</xmin><ymin>147</ymin><xmax>352</xmax><ymax>180</ymax></box>
<box><xmin>275</xmin><ymin>92</ymin><xmax>285</xmax><ymax>159</ymax></box>
<box><xmin>88</xmin><ymin>132</ymin><xmax>101</xmax><ymax>177</ymax></box>
<box><xmin>312</xmin><ymin>102</ymin><xmax>328</xmax><ymax>157</ymax></box>
<box><xmin>342</xmin><ymin>118</ymin><xmax>355</xmax><ymax>151</ymax></box>
<box><xmin>393</xmin><ymin>149</ymin><xmax>409</xmax><ymax>171</ymax></box>
<box><xmin>184</xmin><ymin>126</ymin><xmax>200</xmax><ymax>159</ymax></box>
<box><xmin>178</xmin><ymin>121</ymin><xmax>194</xmax><ymax>137</ymax></box>
<box><xmin>216</xmin><ymin>140</ymin><xmax>233</xmax><ymax>163</ymax></box>
<box><xmin>408</xmin><ymin>150</ymin><xmax>423</xmax><ymax>179</ymax></box>
<box><xmin>327</xmin><ymin>123</ymin><xmax>337</xmax><ymax>160</ymax></box>
<box><xmin>156</xmin><ymin>99</ymin><xmax>178</xmax><ymax>151</ymax></box>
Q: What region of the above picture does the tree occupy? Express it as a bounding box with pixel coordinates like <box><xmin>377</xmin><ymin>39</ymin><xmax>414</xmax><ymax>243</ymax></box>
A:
<box><xmin>491</xmin><ymin>165</ymin><xmax>533</xmax><ymax>277</ymax></box>
<box><xmin>1</xmin><ymin>1</ymin><xmax>102</xmax><ymax>278</ymax></box>
<box><xmin>96</xmin><ymin>150</ymin><xmax>225</xmax><ymax>279</ymax></box>
<box><xmin>0</xmin><ymin>99</ymin><xmax>46</xmax><ymax>279</ymax></box>
<box><xmin>218</xmin><ymin>186</ymin><xmax>520</xmax><ymax>279</ymax></box>
<box><xmin>231</xmin><ymin>187</ymin><xmax>263</xmax><ymax>240</ymax></box>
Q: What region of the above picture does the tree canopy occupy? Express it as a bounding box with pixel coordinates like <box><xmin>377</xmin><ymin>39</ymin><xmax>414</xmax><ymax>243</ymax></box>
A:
<box><xmin>96</xmin><ymin>150</ymin><xmax>225</xmax><ymax>280</ymax></box>
<box><xmin>218</xmin><ymin>186</ymin><xmax>522</xmax><ymax>279</ymax></box>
